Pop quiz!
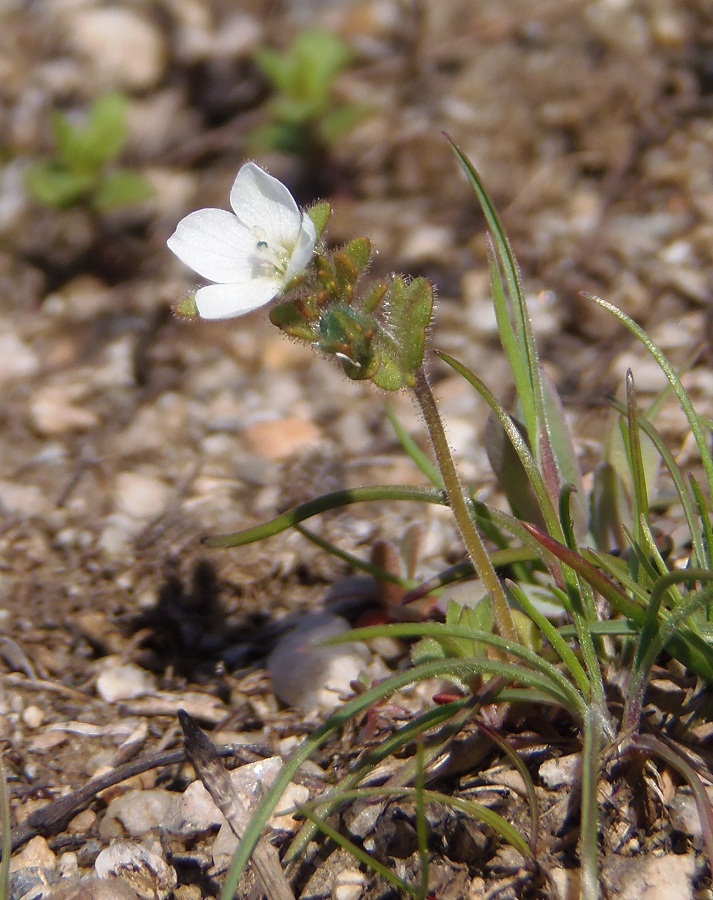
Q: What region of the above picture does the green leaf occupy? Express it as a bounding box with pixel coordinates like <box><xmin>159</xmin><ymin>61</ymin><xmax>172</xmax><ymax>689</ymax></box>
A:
<box><xmin>25</xmin><ymin>162</ymin><xmax>94</xmax><ymax>208</ymax></box>
<box><xmin>318</xmin><ymin>103</ymin><xmax>370</xmax><ymax>144</ymax></box>
<box><xmin>52</xmin><ymin>94</ymin><xmax>129</xmax><ymax>174</ymax></box>
<box><xmin>85</xmin><ymin>93</ymin><xmax>130</xmax><ymax>165</ymax></box>
<box><xmin>254</xmin><ymin>47</ymin><xmax>294</xmax><ymax>94</ymax></box>
<box><xmin>292</xmin><ymin>29</ymin><xmax>352</xmax><ymax>105</ymax></box>
<box><xmin>269</xmin><ymin>300</ymin><xmax>320</xmax><ymax>342</ymax></box>
<box><xmin>92</xmin><ymin>169</ymin><xmax>153</xmax><ymax>212</ymax></box>
<box><xmin>370</xmin><ymin>277</ymin><xmax>433</xmax><ymax>391</ymax></box>
<box><xmin>306</xmin><ymin>201</ymin><xmax>332</xmax><ymax>240</ymax></box>
<box><xmin>539</xmin><ymin>367</ymin><xmax>588</xmax><ymax>539</ymax></box>
<box><xmin>484</xmin><ymin>410</ymin><xmax>544</xmax><ymax>528</ymax></box>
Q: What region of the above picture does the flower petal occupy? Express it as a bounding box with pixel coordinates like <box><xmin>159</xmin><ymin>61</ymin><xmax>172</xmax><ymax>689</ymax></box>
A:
<box><xmin>284</xmin><ymin>213</ymin><xmax>317</xmax><ymax>283</ymax></box>
<box><xmin>167</xmin><ymin>208</ymin><xmax>255</xmax><ymax>283</ymax></box>
<box><xmin>193</xmin><ymin>279</ymin><xmax>281</xmax><ymax>320</ymax></box>
<box><xmin>229</xmin><ymin>163</ymin><xmax>302</xmax><ymax>248</ymax></box>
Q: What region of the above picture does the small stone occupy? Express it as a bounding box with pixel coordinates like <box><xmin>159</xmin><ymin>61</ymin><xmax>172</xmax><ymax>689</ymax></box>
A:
<box><xmin>268</xmin><ymin>613</ymin><xmax>370</xmax><ymax>712</ymax></box>
<box><xmin>100</xmin><ymin>789</ymin><xmax>176</xmax><ymax>839</ymax></box>
<box><xmin>539</xmin><ymin>753</ymin><xmax>581</xmax><ymax>789</ymax></box>
<box><xmin>22</xmin><ymin>704</ymin><xmax>44</xmax><ymax>729</ymax></box>
<box><xmin>30</xmin><ymin>384</ymin><xmax>98</xmax><ymax>436</ymax></box>
<box><xmin>95</xmin><ymin>842</ymin><xmax>176</xmax><ymax>900</ymax></box>
<box><xmin>243</xmin><ymin>416</ymin><xmax>322</xmax><ymax>461</ymax></box>
<box><xmin>669</xmin><ymin>790</ymin><xmax>702</xmax><ymax>840</ymax></box>
<box><xmin>97</xmin><ymin>514</ymin><xmax>138</xmax><ymax>558</ymax></box>
<box><xmin>9</xmin><ymin>835</ymin><xmax>56</xmax><ymax>873</ymax></box>
<box><xmin>58</xmin><ymin>851</ymin><xmax>79</xmax><ymax>879</ymax></box>
<box><xmin>165</xmin><ymin>779</ymin><xmax>224</xmax><ymax>836</ymax></box>
<box><xmin>0</xmin><ymin>479</ymin><xmax>48</xmax><ymax>518</ymax></box>
<box><xmin>0</xmin><ymin>331</ymin><xmax>38</xmax><ymax>383</ymax></box>
<box><xmin>114</xmin><ymin>473</ymin><xmax>171</xmax><ymax>520</ymax></box>
<box><xmin>96</xmin><ymin>660</ymin><xmax>156</xmax><ymax>703</ymax></box>
<box><xmin>40</xmin><ymin>877</ymin><xmax>142</xmax><ymax>900</ymax></box>
<box><xmin>399</xmin><ymin>224</ymin><xmax>454</xmax><ymax>264</ymax></box>
<box><xmin>47</xmin><ymin>275</ymin><xmax>113</xmax><ymax>323</ymax></box>
<box><xmin>209</xmin><ymin>762</ymin><xmax>309</xmax><ymax>870</ymax></box>
<box><xmin>334</xmin><ymin>868</ymin><xmax>367</xmax><ymax>900</ymax></box>
<box><xmin>67</xmin><ymin>809</ymin><xmax>97</xmax><ymax>835</ymax></box>
<box><xmin>68</xmin><ymin>8</ymin><xmax>167</xmax><ymax>90</ymax></box>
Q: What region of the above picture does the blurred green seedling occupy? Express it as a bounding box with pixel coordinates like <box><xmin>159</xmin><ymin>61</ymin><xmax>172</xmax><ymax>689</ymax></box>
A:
<box><xmin>251</xmin><ymin>28</ymin><xmax>369</xmax><ymax>158</ymax></box>
<box><xmin>25</xmin><ymin>93</ymin><xmax>153</xmax><ymax>213</ymax></box>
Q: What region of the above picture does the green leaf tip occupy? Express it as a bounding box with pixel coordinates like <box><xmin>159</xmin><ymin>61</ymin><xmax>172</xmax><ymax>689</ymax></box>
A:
<box><xmin>306</xmin><ymin>201</ymin><xmax>332</xmax><ymax>240</ymax></box>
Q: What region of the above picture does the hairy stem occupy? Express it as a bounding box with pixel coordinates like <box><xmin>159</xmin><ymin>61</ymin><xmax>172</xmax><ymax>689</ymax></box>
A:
<box><xmin>413</xmin><ymin>366</ymin><xmax>517</xmax><ymax>642</ymax></box>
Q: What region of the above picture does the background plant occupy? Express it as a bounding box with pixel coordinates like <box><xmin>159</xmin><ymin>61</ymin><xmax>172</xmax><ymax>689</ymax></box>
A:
<box><xmin>25</xmin><ymin>93</ymin><xmax>153</xmax><ymax>214</ymax></box>
<box><xmin>250</xmin><ymin>28</ymin><xmax>368</xmax><ymax>159</ymax></box>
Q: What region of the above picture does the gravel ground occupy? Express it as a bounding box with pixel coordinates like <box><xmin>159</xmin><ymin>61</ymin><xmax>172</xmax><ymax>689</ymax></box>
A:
<box><xmin>1</xmin><ymin>1</ymin><xmax>713</xmax><ymax>897</ymax></box>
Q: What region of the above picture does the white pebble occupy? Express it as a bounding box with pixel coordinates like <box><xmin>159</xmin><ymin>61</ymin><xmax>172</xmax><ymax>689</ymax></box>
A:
<box><xmin>0</xmin><ymin>331</ymin><xmax>38</xmax><ymax>383</ymax></box>
<box><xmin>95</xmin><ymin>841</ymin><xmax>176</xmax><ymax>900</ymax></box>
<box><xmin>334</xmin><ymin>868</ymin><xmax>368</xmax><ymax>900</ymax></box>
<box><xmin>69</xmin><ymin>8</ymin><xmax>167</xmax><ymax>90</ymax></box>
<box><xmin>268</xmin><ymin>613</ymin><xmax>370</xmax><ymax>712</ymax></box>
<box><xmin>22</xmin><ymin>705</ymin><xmax>44</xmax><ymax>729</ymax></box>
<box><xmin>101</xmin><ymin>789</ymin><xmax>176</xmax><ymax>838</ymax></box>
<box><xmin>96</xmin><ymin>661</ymin><xmax>155</xmax><ymax>703</ymax></box>
<box><xmin>114</xmin><ymin>473</ymin><xmax>171</xmax><ymax>520</ymax></box>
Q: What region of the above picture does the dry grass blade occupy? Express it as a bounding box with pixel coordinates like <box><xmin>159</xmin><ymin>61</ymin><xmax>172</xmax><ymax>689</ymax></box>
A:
<box><xmin>178</xmin><ymin>710</ymin><xmax>295</xmax><ymax>900</ymax></box>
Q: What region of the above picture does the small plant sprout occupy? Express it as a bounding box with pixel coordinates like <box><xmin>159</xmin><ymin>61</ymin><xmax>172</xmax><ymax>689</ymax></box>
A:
<box><xmin>251</xmin><ymin>28</ymin><xmax>368</xmax><ymax>159</ymax></box>
<box><xmin>25</xmin><ymin>93</ymin><xmax>153</xmax><ymax>213</ymax></box>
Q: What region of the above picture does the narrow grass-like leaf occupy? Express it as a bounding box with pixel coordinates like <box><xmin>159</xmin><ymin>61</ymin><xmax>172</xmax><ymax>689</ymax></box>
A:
<box><xmin>299</xmin><ymin>786</ymin><xmax>533</xmax><ymax>860</ymax></box>
<box><xmin>206</xmin><ymin>485</ymin><xmax>448</xmax><ymax>547</ymax></box>
<box><xmin>485</xmin><ymin>238</ymin><xmax>532</xmax><ymax>427</ymax></box>
<box><xmin>295</xmin><ymin>524</ymin><xmax>407</xmax><ymax>587</ymax></box>
<box><xmin>298</xmin><ymin>808</ymin><xmax>419</xmax><ymax>897</ymax></box>
<box><xmin>506</xmin><ymin>580</ymin><xmax>590</xmax><ymax>697</ymax></box>
<box><xmin>285</xmin><ymin>700</ymin><xmax>473</xmax><ymax>866</ymax></box>
<box><xmin>606</xmin><ymin>396</ymin><xmax>705</xmax><ymax>568</ymax></box>
<box><xmin>414</xmin><ymin>741</ymin><xmax>429</xmax><ymax>900</ymax></box>
<box><xmin>484</xmin><ymin>410</ymin><xmax>546</xmax><ymax>529</ymax></box>
<box><xmin>331</xmin><ymin>623</ymin><xmax>586</xmax><ymax>715</ymax></box>
<box><xmin>625</xmin><ymin>370</ymin><xmax>649</xmax><ymax>542</ymax></box>
<box><xmin>448</xmin><ymin>138</ymin><xmax>539</xmax><ymax>444</ymax></box>
<box><xmin>221</xmin><ymin>656</ymin><xmax>566</xmax><ymax>899</ymax></box>
<box><xmin>385</xmin><ymin>404</ymin><xmax>444</xmax><ymax>489</ymax></box>
<box><xmin>689</xmin><ymin>474</ymin><xmax>713</xmax><ymax>573</ymax></box>
<box><xmin>474</xmin><ymin>717</ymin><xmax>539</xmax><ymax>854</ymax></box>
<box><xmin>533</xmin><ymin>528</ymin><xmax>713</xmax><ymax>679</ymax></box>
<box><xmin>586</xmin><ymin>294</ymin><xmax>713</xmax><ymax>499</ymax></box>
<box><xmin>437</xmin><ymin>350</ymin><xmax>561</xmax><ymax>539</ymax></box>
<box><xmin>522</xmin><ymin>523</ymin><xmax>646</xmax><ymax>622</ymax></box>
<box><xmin>541</xmin><ymin>369</ymin><xmax>588</xmax><ymax>538</ymax></box>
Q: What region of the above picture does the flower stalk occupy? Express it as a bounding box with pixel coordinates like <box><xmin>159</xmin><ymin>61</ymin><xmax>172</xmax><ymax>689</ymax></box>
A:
<box><xmin>413</xmin><ymin>366</ymin><xmax>517</xmax><ymax>643</ymax></box>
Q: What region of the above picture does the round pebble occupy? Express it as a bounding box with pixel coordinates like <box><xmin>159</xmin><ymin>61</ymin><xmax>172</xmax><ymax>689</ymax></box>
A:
<box><xmin>268</xmin><ymin>613</ymin><xmax>370</xmax><ymax>712</ymax></box>
<box><xmin>96</xmin><ymin>661</ymin><xmax>156</xmax><ymax>703</ymax></box>
<box><xmin>68</xmin><ymin>8</ymin><xmax>167</xmax><ymax>90</ymax></box>
<box><xmin>114</xmin><ymin>473</ymin><xmax>171</xmax><ymax>520</ymax></box>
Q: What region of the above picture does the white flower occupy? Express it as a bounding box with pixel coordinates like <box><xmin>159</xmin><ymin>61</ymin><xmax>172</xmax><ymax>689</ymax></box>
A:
<box><xmin>167</xmin><ymin>163</ymin><xmax>316</xmax><ymax>320</ymax></box>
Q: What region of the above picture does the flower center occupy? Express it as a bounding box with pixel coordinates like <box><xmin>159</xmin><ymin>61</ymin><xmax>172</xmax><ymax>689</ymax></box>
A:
<box><xmin>251</xmin><ymin>228</ymin><xmax>290</xmax><ymax>278</ymax></box>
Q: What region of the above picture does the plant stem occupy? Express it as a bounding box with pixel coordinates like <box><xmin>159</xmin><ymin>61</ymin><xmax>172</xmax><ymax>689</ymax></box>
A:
<box><xmin>580</xmin><ymin>706</ymin><xmax>602</xmax><ymax>900</ymax></box>
<box><xmin>413</xmin><ymin>366</ymin><xmax>517</xmax><ymax>642</ymax></box>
